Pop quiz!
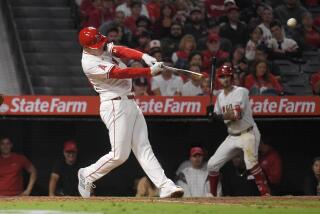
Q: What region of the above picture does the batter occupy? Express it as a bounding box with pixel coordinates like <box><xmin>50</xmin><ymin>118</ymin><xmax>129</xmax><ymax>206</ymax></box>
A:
<box><xmin>77</xmin><ymin>27</ymin><xmax>184</xmax><ymax>198</ymax></box>
<box><xmin>207</xmin><ymin>65</ymin><xmax>270</xmax><ymax>196</ymax></box>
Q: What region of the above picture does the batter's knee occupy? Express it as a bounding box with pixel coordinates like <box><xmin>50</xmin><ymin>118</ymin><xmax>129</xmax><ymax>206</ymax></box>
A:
<box><xmin>207</xmin><ymin>157</ymin><xmax>221</xmax><ymax>172</ymax></box>
<box><xmin>112</xmin><ymin>150</ymin><xmax>130</xmax><ymax>165</ymax></box>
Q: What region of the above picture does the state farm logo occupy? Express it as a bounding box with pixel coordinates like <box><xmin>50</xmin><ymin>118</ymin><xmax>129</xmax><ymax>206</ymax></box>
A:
<box><xmin>0</xmin><ymin>104</ymin><xmax>9</xmax><ymax>113</ymax></box>
<box><xmin>1</xmin><ymin>97</ymin><xmax>88</xmax><ymax>114</ymax></box>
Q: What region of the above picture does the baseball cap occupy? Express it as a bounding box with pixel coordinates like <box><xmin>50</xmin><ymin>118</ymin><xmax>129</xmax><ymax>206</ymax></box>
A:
<box><xmin>227</xmin><ymin>5</ymin><xmax>239</xmax><ymax>12</ymax></box>
<box><xmin>224</xmin><ymin>0</ymin><xmax>236</xmax><ymax>5</ymax></box>
<box><xmin>149</xmin><ymin>40</ymin><xmax>161</xmax><ymax>49</ymax></box>
<box><xmin>64</xmin><ymin>140</ymin><xmax>78</xmax><ymax>152</ymax></box>
<box><xmin>207</xmin><ymin>33</ymin><xmax>220</xmax><ymax>43</ymax></box>
<box><xmin>190</xmin><ymin>147</ymin><xmax>204</xmax><ymax>157</ymax></box>
<box><xmin>190</xmin><ymin>7</ymin><xmax>202</xmax><ymax>15</ymax></box>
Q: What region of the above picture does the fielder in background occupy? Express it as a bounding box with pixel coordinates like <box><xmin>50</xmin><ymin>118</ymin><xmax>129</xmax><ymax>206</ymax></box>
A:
<box><xmin>77</xmin><ymin>27</ymin><xmax>183</xmax><ymax>198</ymax></box>
<box><xmin>207</xmin><ymin>65</ymin><xmax>270</xmax><ymax>196</ymax></box>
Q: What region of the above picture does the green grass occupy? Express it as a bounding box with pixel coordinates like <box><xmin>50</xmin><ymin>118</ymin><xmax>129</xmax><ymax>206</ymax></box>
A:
<box><xmin>1</xmin><ymin>198</ymin><xmax>320</xmax><ymax>214</ymax></box>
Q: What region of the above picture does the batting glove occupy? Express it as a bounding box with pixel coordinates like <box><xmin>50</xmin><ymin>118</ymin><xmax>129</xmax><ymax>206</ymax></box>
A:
<box><xmin>150</xmin><ymin>62</ymin><xmax>164</xmax><ymax>76</ymax></box>
<box><xmin>142</xmin><ymin>54</ymin><xmax>157</xmax><ymax>66</ymax></box>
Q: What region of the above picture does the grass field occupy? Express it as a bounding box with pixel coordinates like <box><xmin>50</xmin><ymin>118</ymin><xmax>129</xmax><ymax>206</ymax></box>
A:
<box><xmin>1</xmin><ymin>196</ymin><xmax>320</xmax><ymax>214</ymax></box>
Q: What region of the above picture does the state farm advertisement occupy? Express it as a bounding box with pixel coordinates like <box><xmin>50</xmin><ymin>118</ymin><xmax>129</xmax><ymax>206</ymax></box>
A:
<box><xmin>0</xmin><ymin>96</ymin><xmax>319</xmax><ymax>116</ymax></box>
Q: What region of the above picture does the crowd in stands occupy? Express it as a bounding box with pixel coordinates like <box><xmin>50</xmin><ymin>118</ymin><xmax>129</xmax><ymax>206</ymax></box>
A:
<box><xmin>74</xmin><ymin>0</ymin><xmax>320</xmax><ymax>96</ymax></box>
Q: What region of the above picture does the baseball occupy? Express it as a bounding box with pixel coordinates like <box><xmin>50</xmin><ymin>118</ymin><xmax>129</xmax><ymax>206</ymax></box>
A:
<box><xmin>287</xmin><ymin>18</ymin><xmax>297</xmax><ymax>28</ymax></box>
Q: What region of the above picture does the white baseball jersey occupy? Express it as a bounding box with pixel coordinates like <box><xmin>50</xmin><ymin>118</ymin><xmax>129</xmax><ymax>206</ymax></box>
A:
<box><xmin>176</xmin><ymin>165</ymin><xmax>211</xmax><ymax>197</ymax></box>
<box><xmin>151</xmin><ymin>74</ymin><xmax>183</xmax><ymax>96</ymax></box>
<box><xmin>181</xmin><ymin>80</ymin><xmax>203</xmax><ymax>96</ymax></box>
<box><xmin>214</xmin><ymin>86</ymin><xmax>256</xmax><ymax>134</ymax></box>
<box><xmin>81</xmin><ymin>42</ymin><xmax>132</xmax><ymax>101</ymax></box>
<box><xmin>269</xmin><ymin>37</ymin><xmax>298</xmax><ymax>52</ymax></box>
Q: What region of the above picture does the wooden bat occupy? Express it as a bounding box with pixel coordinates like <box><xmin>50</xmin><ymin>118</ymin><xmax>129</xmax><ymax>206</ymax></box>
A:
<box><xmin>162</xmin><ymin>65</ymin><xmax>204</xmax><ymax>78</ymax></box>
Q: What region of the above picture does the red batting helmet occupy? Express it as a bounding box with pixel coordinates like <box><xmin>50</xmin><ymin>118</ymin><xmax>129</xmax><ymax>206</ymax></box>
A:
<box><xmin>78</xmin><ymin>27</ymin><xmax>107</xmax><ymax>49</ymax></box>
<box><xmin>216</xmin><ymin>65</ymin><xmax>233</xmax><ymax>78</ymax></box>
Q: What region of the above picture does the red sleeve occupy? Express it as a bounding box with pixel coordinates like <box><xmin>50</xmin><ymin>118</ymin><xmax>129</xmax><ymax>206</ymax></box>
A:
<box><xmin>112</xmin><ymin>46</ymin><xmax>144</xmax><ymax>60</ymax></box>
<box><xmin>108</xmin><ymin>66</ymin><xmax>151</xmax><ymax>79</ymax></box>
<box><xmin>20</xmin><ymin>155</ymin><xmax>32</xmax><ymax>170</ymax></box>
<box><xmin>269</xmin><ymin>74</ymin><xmax>283</xmax><ymax>92</ymax></box>
<box><xmin>244</xmin><ymin>74</ymin><xmax>256</xmax><ymax>90</ymax></box>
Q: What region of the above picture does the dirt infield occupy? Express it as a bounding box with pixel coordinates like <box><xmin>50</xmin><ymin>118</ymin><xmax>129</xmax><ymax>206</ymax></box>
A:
<box><xmin>1</xmin><ymin>196</ymin><xmax>320</xmax><ymax>208</ymax></box>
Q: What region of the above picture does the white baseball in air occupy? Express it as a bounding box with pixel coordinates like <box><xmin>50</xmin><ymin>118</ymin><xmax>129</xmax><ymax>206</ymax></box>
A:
<box><xmin>287</xmin><ymin>18</ymin><xmax>297</xmax><ymax>28</ymax></box>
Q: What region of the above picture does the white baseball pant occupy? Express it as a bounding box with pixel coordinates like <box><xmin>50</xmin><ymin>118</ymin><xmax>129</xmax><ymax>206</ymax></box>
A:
<box><xmin>207</xmin><ymin>126</ymin><xmax>261</xmax><ymax>171</ymax></box>
<box><xmin>82</xmin><ymin>96</ymin><xmax>173</xmax><ymax>189</ymax></box>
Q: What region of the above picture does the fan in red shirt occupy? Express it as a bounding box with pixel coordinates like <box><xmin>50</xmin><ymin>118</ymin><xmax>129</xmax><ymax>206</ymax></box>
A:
<box><xmin>202</xmin><ymin>33</ymin><xmax>229</xmax><ymax>74</ymax></box>
<box><xmin>0</xmin><ymin>137</ymin><xmax>37</xmax><ymax>196</ymax></box>
<box><xmin>244</xmin><ymin>59</ymin><xmax>283</xmax><ymax>95</ymax></box>
<box><xmin>259</xmin><ymin>140</ymin><xmax>282</xmax><ymax>195</ymax></box>
<box><xmin>310</xmin><ymin>71</ymin><xmax>320</xmax><ymax>95</ymax></box>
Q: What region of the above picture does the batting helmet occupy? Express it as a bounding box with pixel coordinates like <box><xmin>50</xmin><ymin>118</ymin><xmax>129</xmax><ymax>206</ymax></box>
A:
<box><xmin>78</xmin><ymin>27</ymin><xmax>107</xmax><ymax>49</ymax></box>
<box><xmin>216</xmin><ymin>65</ymin><xmax>233</xmax><ymax>77</ymax></box>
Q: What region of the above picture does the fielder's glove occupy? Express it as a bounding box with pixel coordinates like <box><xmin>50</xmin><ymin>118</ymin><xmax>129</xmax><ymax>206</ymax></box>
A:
<box><xmin>150</xmin><ymin>62</ymin><xmax>164</xmax><ymax>76</ymax></box>
<box><xmin>142</xmin><ymin>54</ymin><xmax>157</xmax><ymax>66</ymax></box>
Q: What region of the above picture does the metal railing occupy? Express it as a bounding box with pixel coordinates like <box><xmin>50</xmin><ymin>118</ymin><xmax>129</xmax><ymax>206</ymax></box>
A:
<box><xmin>0</xmin><ymin>0</ymin><xmax>34</xmax><ymax>94</ymax></box>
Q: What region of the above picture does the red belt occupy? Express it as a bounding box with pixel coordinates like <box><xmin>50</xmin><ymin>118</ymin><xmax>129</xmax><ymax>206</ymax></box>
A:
<box><xmin>111</xmin><ymin>95</ymin><xmax>135</xmax><ymax>100</ymax></box>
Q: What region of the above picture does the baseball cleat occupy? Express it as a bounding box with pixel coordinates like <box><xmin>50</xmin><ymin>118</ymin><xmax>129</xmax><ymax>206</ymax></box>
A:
<box><xmin>78</xmin><ymin>168</ymin><xmax>95</xmax><ymax>198</ymax></box>
<box><xmin>160</xmin><ymin>185</ymin><xmax>184</xmax><ymax>198</ymax></box>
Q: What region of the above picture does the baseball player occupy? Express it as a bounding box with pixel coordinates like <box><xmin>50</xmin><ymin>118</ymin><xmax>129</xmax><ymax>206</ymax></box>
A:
<box><xmin>77</xmin><ymin>27</ymin><xmax>184</xmax><ymax>198</ymax></box>
<box><xmin>207</xmin><ymin>65</ymin><xmax>270</xmax><ymax>196</ymax></box>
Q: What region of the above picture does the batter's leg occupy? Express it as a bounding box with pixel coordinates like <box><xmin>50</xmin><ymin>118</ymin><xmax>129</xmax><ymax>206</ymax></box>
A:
<box><xmin>82</xmin><ymin>100</ymin><xmax>135</xmax><ymax>183</ymax></box>
<box><xmin>238</xmin><ymin>128</ymin><xmax>270</xmax><ymax>196</ymax></box>
<box><xmin>207</xmin><ymin>137</ymin><xmax>240</xmax><ymax>196</ymax></box>
<box><xmin>131</xmin><ymin>106</ymin><xmax>183</xmax><ymax>198</ymax></box>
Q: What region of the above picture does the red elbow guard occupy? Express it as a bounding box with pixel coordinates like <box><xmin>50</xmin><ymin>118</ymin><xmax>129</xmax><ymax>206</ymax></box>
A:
<box><xmin>108</xmin><ymin>66</ymin><xmax>151</xmax><ymax>79</ymax></box>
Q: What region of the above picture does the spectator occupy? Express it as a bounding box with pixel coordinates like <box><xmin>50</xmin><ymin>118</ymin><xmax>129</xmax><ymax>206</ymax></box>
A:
<box><xmin>244</xmin><ymin>59</ymin><xmax>283</xmax><ymax>95</ymax></box>
<box><xmin>99</xmin><ymin>11</ymin><xmax>132</xmax><ymax>45</ymax></box>
<box><xmin>202</xmin><ymin>33</ymin><xmax>230</xmax><ymax>74</ymax></box>
<box><xmin>274</xmin><ymin>0</ymin><xmax>308</xmax><ymax>26</ymax></box>
<box><xmin>181</xmin><ymin>65</ymin><xmax>203</xmax><ymax>96</ymax></box>
<box><xmin>245</xmin><ymin>26</ymin><xmax>263</xmax><ymax>62</ymax></box>
<box><xmin>269</xmin><ymin>20</ymin><xmax>300</xmax><ymax>60</ymax></box>
<box><xmin>171</xmin><ymin>34</ymin><xmax>197</xmax><ymax>69</ymax></box>
<box><xmin>0</xmin><ymin>137</ymin><xmax>37</xmax><ymax>196</ymax></box>
<box><xmin>176</xmin><ymin>147</ymin><xmax>212</xmax><ymax>197</ymax></box>
<box><xmin>136</xmin><ymin>176</ymin><xmax>159</xmax><ymax>197</ymax></box>
<box><xmin>219</xmin><ymin>5</ymin><xmax>249</xmax><ymax>47</ymax></box>
<box><xmin>134</xmin><ymin>30</ymin><xmax>152</xmax><ymax>53</ymax></box>
<box><xmin>258</xmin><ymin>6</ymin><xmax>274</xmax><ymax>46</ymax></box>
<box><xmin>84</xmin><ymin>0</ymin><xmax>116</xmax><ymax>28</ymax></box>
<box><xmin>104</xmin><ymin>26</ymin><xmax>121</xmax><ymax>45</ymax></box>
<box><xmin>151</xmin><ymin>69</ymin><xmax>184</xmax><ymax>96</ymax></box>
<box><xmin>161</xmin><ymin>22</ymin><xmax>183</xmax><ymax>59</ymax></box>
<box><xmin>153</xmin><ymin>4</ymin><xmax>174</xmax><ymax>39</ymax></box>
<box><xmin>255</xmin><ymin>44</ymin><xmax>282</xmax><ymax>80</ymax></box>
<box><xmin>148</xmin><ymin>40</ymin><xmax>162</xmax><ymax>62</ymax></box>
<box><xmin>310</xmin><ymin>72</ymin><xmax>320</xmax><ymax>95</ymax></box>
<box><xmin>133</xmin><ymin>77</ymin><xmax>149</xmax><ymax>96</ymax></box>
<box><xmin>231</xmin><ymin>45</ymin><xmax>248</xmax><ymax>86</ymax></box>
<box><xmin>184</xmin><ymin>7</ymin><xmax>207</xmax><ymax>45</ymax></box>
<box><xmin>295</xmin><ymin>12</ymin><xmax>320</xmax><ymax>50</ymax></box>
<box><xmin>221</xmin><ymin>153</ymin><xmax>260</xmax><ymax>196</ymax></box>
<box><xmin>49</xmin><ymin>140</ymin><xmax>81</xmax><ymax>196</ymax></box>
<box><xmin>124</xmin><ymin>2</ymin><xmax>145</xmax><ymax>35</ymax></box>
<box><xmin>116</xmin><ymin>0</ymin><xmax>149</xmax><ymax>18</ymax></box>
<box><xmin>303</xmin><ymin>157</ymin><xmax>320</xmax><ymax>195</ymax></box>
<box><xmin>199</xmin><ymin>78</ymin><xmax>220</xmax><ymax>96</ymax></box>
<box><xmin>239</xmin><ymin>1</ymin><xmax>265</xmax><ymax>28</ymax></box>
<box><xmin>146</xmin><ymin>0</ymin><xmax>161</xmax><ymax>23</ymax></box>
<box><xmin>205</xmin><ymin>0</ymin><xmax>227</xmax><ymax>20</ymax></box>
<box><xmin>259</xmin><ymin>140</ymin><xmax>282</xmax><ymax>195</ymax></box>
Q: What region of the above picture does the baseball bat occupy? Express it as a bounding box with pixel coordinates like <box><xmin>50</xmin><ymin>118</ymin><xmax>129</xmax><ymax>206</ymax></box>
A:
<box><xmin>162</xmin><ymin>65</ymin><xmax>204</xmax><ymax>77</ymax></box>
<box><xmin>207</xmin><ymin>57</ymin><xmax>217</xmax><ymax>119</ymax></box>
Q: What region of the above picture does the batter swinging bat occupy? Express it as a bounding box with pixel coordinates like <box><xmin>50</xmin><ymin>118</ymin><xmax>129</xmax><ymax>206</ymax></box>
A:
<box><xmin>162</xmin><ymin>65</ymin><xmax>204</xmax><ymax>77</ymax></box>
